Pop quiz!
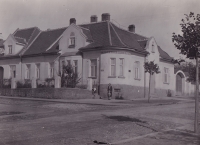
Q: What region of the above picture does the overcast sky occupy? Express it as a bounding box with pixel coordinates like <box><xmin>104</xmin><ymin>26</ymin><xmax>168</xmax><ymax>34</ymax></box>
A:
<box><xmin>0</xmin><ymin>0</ymin><xmax>199</xmax><ymax>58</ymax></box>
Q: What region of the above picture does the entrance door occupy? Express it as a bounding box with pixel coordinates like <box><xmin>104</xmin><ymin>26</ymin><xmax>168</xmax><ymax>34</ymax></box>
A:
<box><xmin>0</xmin><ymin>67</ymin><xmax>4</xmax><ymax>88</ymax></box>
<box><xmin>176</xmin><ymin>73</ymin><xmax>182</xmax><ymax>95</ymax></box>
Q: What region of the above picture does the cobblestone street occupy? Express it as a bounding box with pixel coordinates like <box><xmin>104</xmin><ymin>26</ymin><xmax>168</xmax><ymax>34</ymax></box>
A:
<box><xmin>0</xmin><ymin>97</ymin><xmax>199</xmax><ymax>145</ymax></box>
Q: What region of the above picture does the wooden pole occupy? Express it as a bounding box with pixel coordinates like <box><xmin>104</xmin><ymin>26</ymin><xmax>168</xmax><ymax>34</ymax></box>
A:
<box><xmin>195</xmin><ymin>55</ymin><xmax>199</xmax><ymax>133</ymax></box>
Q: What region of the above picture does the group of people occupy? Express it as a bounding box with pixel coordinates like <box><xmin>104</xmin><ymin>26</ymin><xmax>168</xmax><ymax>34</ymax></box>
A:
<box><xmin>92</xmin><ymin>83</ymin><xmax>113</xmax><ymax>100</ymax></box>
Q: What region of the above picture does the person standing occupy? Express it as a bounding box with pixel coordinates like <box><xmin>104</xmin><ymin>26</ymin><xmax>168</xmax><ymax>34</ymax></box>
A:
<box><xmin>107</xmin><ymin>83</ymin><xmax>112</xmax><ymax>100</ymax></box>
<box><xmin>92</xmin><ymin>85</ymin><xmax>96</xmax><ymax>99</ymax></box>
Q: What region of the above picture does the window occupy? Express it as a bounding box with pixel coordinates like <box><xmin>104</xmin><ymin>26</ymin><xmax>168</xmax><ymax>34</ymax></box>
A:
<box><xmin>119</xmin><ymin>58</ymin><xmax>124</xmax><ymax>76</ymax></box>
<box><xmin>135</xmin><ymin>61</ymin><xmax>140</xmax><ymax>79</ymax></box>
<box><xmin>69</xmin><ymin>32</ymin><xmax>75</xmax><ymax>48</ymax></box>
<box><xmin>152</xmin><ymin>42</ymin><xmax>155</xmax><ymax>52</ymax></box>
<box><xmin>8</xmin><ymin>45</ymin><xmax>12</xmax><ymax>54</ymax></box>
<box><xmin>67</xmin><ymin>60</ymin><xmax>71</xmax><ymax>66</ymax></box>
<box><xmin>73</xmin><ymin>60</ymin><xmax>78</xmax><ymax>74</ymax></box>
<box><xmin>10</xmin><ymin>65</ymin><xmax>16</xmax><ymax>78</ymax></box>
<box><xmin>25</xmin><ymin>64</ymin><xmax>31</xmax><ymax>79</ymax></box>
<box><xmin>91</xmin><ymin>59</ymin><xmax>97</xmax><ymax>77</ymax></box>
<box><xmin>36</xmin><ymin>64</ymin><xmax>40</xmax><ymax>79</ymax></box>
<box><xmin>49</xmin><ymin>63</ymin><xmax>54</xmax><ymax>78</ymax></box>
<box><xmin>110</xmin><ymin>58</ymin><xmax>116</xmax><ymax>76</ymax></box>
<box><xmin>164</xmin><ymin>67</ymin><xmax>169</xmax><ymax>83</ymax></box>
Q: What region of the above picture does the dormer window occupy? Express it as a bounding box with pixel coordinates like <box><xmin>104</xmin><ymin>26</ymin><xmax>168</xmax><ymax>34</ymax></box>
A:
<box><xmin>152</xmin><ymin>42</ymin><xmax>155</xmax><ymax>53</ymax></box>
<box><xmin>8</xmin><ymin>45</ymin><xmax>12</xmax><ymax>54</ymax></box>
<box><xmin>69</xmin><ymin>32</ymin><xmax>75</xmax><ymax>48</ymax></box>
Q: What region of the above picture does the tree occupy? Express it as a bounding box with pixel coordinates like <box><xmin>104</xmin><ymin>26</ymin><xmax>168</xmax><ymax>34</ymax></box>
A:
<box><xmin>172</xmin><ymin>12</ymin><xmax>200</xmax><ymax>133</ymax></box>
<box><xmin>144</xmin><ymin>61</ymin><xmax>160</xmax><ymax>103</ymax></box>
<box><xmin>61</xmin><ymin>64</ymin><xmax>81</xmax><ymax>88</ymax></box>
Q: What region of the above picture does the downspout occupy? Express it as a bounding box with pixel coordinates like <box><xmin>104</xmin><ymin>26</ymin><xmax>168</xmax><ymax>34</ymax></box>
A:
<box><xmin>98</xmin><ymin>53</ymin><xmax>101</xmax><ymax>96</ymax></box>
<box><xmin>20</xmin><ymin>55</ymin><xmax>22</xmax><ymax>80</ymax></box>
<box><xmin>144</xmin><ymin>54</ymin><xmax>147</xmax><ymax>98</ymax></box>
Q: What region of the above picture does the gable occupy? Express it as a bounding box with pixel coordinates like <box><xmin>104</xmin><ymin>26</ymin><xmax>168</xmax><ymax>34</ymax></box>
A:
<box><xmin>59</xmin><ymin>24</ymin><xmax>88</xmax><ymax>54</ymax></box>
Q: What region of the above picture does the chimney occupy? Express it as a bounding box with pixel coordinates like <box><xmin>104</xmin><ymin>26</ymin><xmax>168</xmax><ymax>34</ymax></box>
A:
<box><xmin>102</xmin><ymin>13</ymin><xmax>110</xmax><ymax>21</ymax></box>
<box><xmin>70</xmin><ymin>18</ymin><xmax>76</xmax><ymax>25</ymax></box>
<box><xmin>90</xmin><ymin>15</ymin><xmax>98</xmax><ymax>23</ymax></box>
<box><xmin>128</xmin><ymin>25</ymin><xmax>135</xmax><ymax>33</ymax></box>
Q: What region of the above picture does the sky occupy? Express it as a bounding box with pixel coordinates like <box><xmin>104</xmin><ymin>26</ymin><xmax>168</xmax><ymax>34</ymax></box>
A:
<box><xmin>0</xmin><ymin>0</ymin><xmax>199</xmax><ymax>59</ymax></box>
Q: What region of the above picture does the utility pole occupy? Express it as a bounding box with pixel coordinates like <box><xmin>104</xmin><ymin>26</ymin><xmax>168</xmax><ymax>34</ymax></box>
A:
<box><xmin>195</xmin><ymin>48</ymin><xmax>200</xmax><ymax>133</ymax></box>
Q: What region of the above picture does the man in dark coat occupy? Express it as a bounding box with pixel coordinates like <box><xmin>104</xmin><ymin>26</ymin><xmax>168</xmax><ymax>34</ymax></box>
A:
<box><xmin>107</xmin><ymin>83</ymin><xmax>112</xmax><ymax>100</ymax></box>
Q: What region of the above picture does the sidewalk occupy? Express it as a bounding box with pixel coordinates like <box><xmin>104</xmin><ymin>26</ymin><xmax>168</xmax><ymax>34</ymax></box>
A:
<box><xmin>0</xmin><ymin>95</ymin><xmax>192</xmax><ymax>106</ymax></box>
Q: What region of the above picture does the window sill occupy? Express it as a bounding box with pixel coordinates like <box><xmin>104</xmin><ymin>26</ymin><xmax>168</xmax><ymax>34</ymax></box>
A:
<box><xmin>134</xmin><ymin>78</ymin><xmax>141</xmax><ymax>81</ymax></box>
<box><xmin>163</xmin><ymin>82</ymin><xmax>169</xmax><ymax>84</ymax></box>
<box><xmin>118</xmin><ymin>76</ymin><xmax>125</xmax><ymax>79</ymax></box>
<box><xmin>68</xmin><ymin>45</ymin><xmax>75</xmax><ymax>48</ymax></box>
<box><xmin>108</xmin><ymin>76</ymin><xmax>116</xmax><ymax>78</ymax></box>
<box><xmin>88</xmin><ymin>76</ymin><xmax>97</xmax><ymax>79</ymax></box>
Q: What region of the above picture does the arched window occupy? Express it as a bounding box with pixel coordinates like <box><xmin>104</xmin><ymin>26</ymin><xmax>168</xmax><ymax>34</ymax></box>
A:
<box><xmin>152</xmin><ymin>41</ymin><xmax>155</xmax><ymax>53</ymax></box>
<box><xmin>69</xmin><ymin>32</ymin><xmax>75</xmax><ymax>48</ymax></box>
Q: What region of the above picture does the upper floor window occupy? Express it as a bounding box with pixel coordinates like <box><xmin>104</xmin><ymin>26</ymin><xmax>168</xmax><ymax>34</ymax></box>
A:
<box><xmin>36</xmin><ymin>64</ymin><xmax>40</xmax><ymax>79</ymax></box>
<box><xmin>119</xmin><ymin>58</ymin><xmax>124</xmax><ymax>76</ymax></box>
<box><xmin>110</xmin><ymin>58</ymin><xmax>116</xmax><ymax>77</ymax></box>
<box><xmin>25</xmin><ymin>64</ymin><xmax>31</xmax><ymax>79</ymax></box>
<box><xmin>10</xmin><ymin>65</ymin><xmax>16</xmax><ymax>78</ymax></box>
<box><xmin>91</xmin><ymin>59</ymin><xmax>97</xmax><ymax>77</ymax></box>
<box><xmin>69</xmin><ymin>32</ymin><xmax>75</xmax><ymax>48</ymax></box>
<box><xmin>73</xmin><ymin>60</ymin><xmax>78</xmax><ymax>74</ymax></box>
<box><xmin>134</xmin><ymin>61</ymin><xmax>140</xmax><ymax>79</ymax></box>
<box><xmin>8</xmin><ymin>45</ymin><xmax>12</xmax><ymax>54</ymax></box>
<box><xmin>152</xmin><ymin>42</ymin><xmax>155</xmax><ymax>53</ymax></box>
<box><xmin>164</xmin><ymin>67</ymin><xmax>169</xmax><ymax>83</ymax></box>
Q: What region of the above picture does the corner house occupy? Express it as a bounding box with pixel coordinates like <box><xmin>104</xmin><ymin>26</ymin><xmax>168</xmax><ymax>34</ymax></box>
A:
<box><xmin>0</xmin><ymin>13</ymin><xmax>185</xmax><ymax>99</ymax></box>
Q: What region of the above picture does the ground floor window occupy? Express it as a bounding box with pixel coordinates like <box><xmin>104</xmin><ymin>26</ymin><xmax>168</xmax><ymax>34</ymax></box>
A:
<box><xmin>91</xmin><ymin>59</ymin><xmax>97</xmax><ymax>77</ymax></box>
<box><xmin>73</xmin><ymin>60</ymin><xmax>78</xmax><ymax>74</ymax></box>
<box><xmin>110</xmin><ymin>58</ymin><xmax>116</xmax><ymax>76</ymax></box>
<box><xmin>49</xmin><ymin>63</ymin><xmax>54</xmax><ymax>78</ymax></box>
<box><xmin>134</xmin><ymin>61</ymin><xmax>140</xmax><ymax>79</ymax></box>
<box><xmin>164</xmin><ymin>67</ymin><xmax>169</xmax><ymax>83</ymax></box>
<box><xmin>10</xmin><ymin>65</ymin><xmax>16</xmax><ymax>78</ymax></box>
<box><xmin>25</xmin><ymin>64</ymin><xmax>31</xmax><ymax>79</ymax></box>
<box><xmin>36</xmin><ymin>63</ymin><xmax>40</xmax><ymax>79</ymax></box>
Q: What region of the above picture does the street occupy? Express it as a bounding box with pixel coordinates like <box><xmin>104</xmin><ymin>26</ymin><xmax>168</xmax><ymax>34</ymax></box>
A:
<box><xmin>0</xmin><ymin>96</ymin><xmax>199</xmax><ymax>145</ymax></box>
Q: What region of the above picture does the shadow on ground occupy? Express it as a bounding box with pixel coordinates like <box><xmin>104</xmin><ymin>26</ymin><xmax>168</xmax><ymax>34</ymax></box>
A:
<box><xmin>104</xmin><ymin>115</ymin><xmax>147</xmax><ymax>123</ymax></box>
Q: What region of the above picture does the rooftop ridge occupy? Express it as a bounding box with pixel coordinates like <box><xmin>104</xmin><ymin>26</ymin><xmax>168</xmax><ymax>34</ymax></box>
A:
<box><xmin>110</xmin><ymin>22</ymin><xmax>148</xmax><ymax>40</ymax></box>
<box><xmin>79</xmin><ymin>26</ymin><xmax>90</xmax><ymax>31</ymax></box>
<box><xmin>79</xmin><ymin>20</ymin><xmax>107</xmax><ymax>26</ymax></box>
<box><xmin>43</xmin><ymin>26</ymin><xmax>67</xmax><ymax>32</ymax></box>
<box><xmin>16</xmin><ymin>26</ymin><xmax>38</xmax><ymax>31</ymax></box>
<box><xmin>26</xmin><ymin>27</ymin><xmax>40</xmax><ymax>43</ymax></box>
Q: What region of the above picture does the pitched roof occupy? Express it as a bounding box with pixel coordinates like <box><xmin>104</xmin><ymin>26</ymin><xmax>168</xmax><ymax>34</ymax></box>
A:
<box><xmin>23</xmin><ymin>27</ymin><xmax>67</xmax><ymax>55</ymax></box>
<box><xmin>13</xmin><ymin>27</ymin><xmax>40</xmax><ymax>44</ymax></box>
<box><xmin>14</xmin><ymin>37</ymin><xmax>26</xmax><ymax>45</ymax></box>
<box><xmin>158</xmin><ymin>46</ymin><xmax>173</xmax><ymax>61</ymax></box>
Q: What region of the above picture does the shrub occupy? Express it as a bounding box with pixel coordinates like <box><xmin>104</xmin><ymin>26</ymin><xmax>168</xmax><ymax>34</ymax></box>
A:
<box><xmin>115</xmin><ymin>93</ymin><xmax>124</xmax><ymax>100</ymax></box>
<box><xmin>3</xmin><ymin>78</ymin><xmax>11</xmax><ymax>88</ymax></box>
<box><xmin>16</xmin><ymin>80</ymin><xmax>31</xmax><ymax>88</ymax></box>
<box><xmin>45</xmin><ymin>78</ymin><xmax>54</xmax><ymax>88</ymax></box>
<box><xmin>76</xmin><ymin>84</ymin><xmax>87</xmax><ymax>89</ymax></box>
<box><xmin>61</xmin><ymin>64</ymin><xmax>81</xmax><ymax>88</ymax></box>
<box><xmin>166</xmin><ymin>89</ymin><xmax>172</xmax><ymax>97</ymax></box>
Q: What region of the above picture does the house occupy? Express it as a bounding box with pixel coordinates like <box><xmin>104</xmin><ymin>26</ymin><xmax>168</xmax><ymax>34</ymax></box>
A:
<box><xmin>0</xmin><ymin>13</ymin><xmax>179</xmax><ymax>99</ymax></box>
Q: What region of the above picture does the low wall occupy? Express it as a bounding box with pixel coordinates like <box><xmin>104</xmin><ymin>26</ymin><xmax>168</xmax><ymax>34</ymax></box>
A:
<box><xmin>100</xmin><ymin>84</ymin><xmax>174</xmax><ymax>99</ymax></box>
<box><xmin>0</xmin><ymin>88</ymin><xmax>93</xmax><ymax>99</ymax></box>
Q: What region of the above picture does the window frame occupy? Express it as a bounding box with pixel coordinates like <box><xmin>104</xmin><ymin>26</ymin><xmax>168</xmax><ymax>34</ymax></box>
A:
<box><xmin>110</xmin><ymin>58</ymin><xmax>116</xmax><ymax>77</ymax></box>
<box><xmin>8</xmin><ymin>45</ymin><xmax>12</xmax><ymax>54</ymax></box>
<box><xmin>164</xmin><ymin>67</ymin><xmax>169</xmax><ymax>83</ymax></box>
<box><xmin>73</xmin><ymin>60</ymin><xmax>78</xmax><ymax>74</ymax></box>
<box><xmin>25</xmin><ymin>64</ymin><xmax>31</xmax><ymax>79</ymax></box>
<box><xmin>36</xmin><ymin>64</ymin><xmax>40</xmax><ymax>79</ymax></box>
<box><xmin>10</xmin><ymin>65</ymin><xmax>16</xmax><ymax>78</ymax></box>
<box><xmin>49</xmin><ymin>63</ymin><xmax>54</xmax><ymax>78</ymax></box>
<box><xmin>134</xmin><ymin>61</ymin><xmax>140</xmax><ymax>80</ymax></box>
<box><xmin>69</xmin><ymin>32</ymin><xmax>75</xmax><ymax>48</ymax></box>
<box><xmin>90</xmin><ymin>59</ymin><xmax>97</xmax><ymax>78</ymax></box>
<box><xmin>119</xmin><ymin>58</ymin><xmax>124</xmax><ymax>77</ymax></box>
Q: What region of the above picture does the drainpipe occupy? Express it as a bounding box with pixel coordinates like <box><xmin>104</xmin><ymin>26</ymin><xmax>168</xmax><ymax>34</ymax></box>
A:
<box><xmin>98</xmin><ymin>53</ymin><xmax>101</xmax><ymax>96</ymax></box>
<box><xmin>20</xmin><ymin>55</ymin><xmax>22</xmax><ymax>80</ymax></box>
<box><xmin>144</xmin><ymin>55</ymin><xmax>147</xmax><ymax>98</ymax></box>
